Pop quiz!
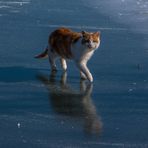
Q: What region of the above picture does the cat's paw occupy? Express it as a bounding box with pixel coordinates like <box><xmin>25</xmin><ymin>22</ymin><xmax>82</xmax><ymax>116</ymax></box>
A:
<box><xmin>88</xmin><ymin>76</ymin><xmax>93</xmax><ymax>83</ymax></box>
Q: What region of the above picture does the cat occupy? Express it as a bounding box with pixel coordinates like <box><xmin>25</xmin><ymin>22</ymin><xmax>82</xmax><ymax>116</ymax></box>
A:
<box><xmin>35</xmin><ymin>27</ymin><xmax>101</xmax><ymax>82</ymax></box>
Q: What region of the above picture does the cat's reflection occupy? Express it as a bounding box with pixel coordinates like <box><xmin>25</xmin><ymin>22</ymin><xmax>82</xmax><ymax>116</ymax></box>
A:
<box><xmin>37</xmin><ymin>72</ymin><xmax>102</xmax><ymax>134</ymax></box>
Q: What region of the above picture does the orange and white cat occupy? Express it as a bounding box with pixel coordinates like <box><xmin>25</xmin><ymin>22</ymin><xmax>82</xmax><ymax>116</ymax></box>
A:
<box><xmin>35</xmin><ymin>27</ymin><xmax>101</xmax><ymax>82</ymax></box>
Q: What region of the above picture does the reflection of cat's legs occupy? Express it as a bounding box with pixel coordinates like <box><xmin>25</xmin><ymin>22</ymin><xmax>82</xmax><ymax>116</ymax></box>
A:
<box><xmin>49</xmin><ymin>70</ymin><xmax>57</xmax><ymax>83</ymax></box>
<box><xmin>60</xmin><ymin>58</ymin><xmax>67</xmax><ymax>71</ymax></box>
<box><xmin>60</xmin><ymin>72</ymin><xmax>67</xmax><ymax>85</ymax></box>
<box><xmin>80</xmin><ymin>80</ymin><xmax>93</xmax><ymax>96</ymax></box>
<box><xmin>80</xmin><ymin>82</ymin><xmax>102</xmax><ymax>134</ymax></box>
<box><xmin>85</xmin><ymin>83</ymin><xmax>93</xmax><ymax>96</ymax></box>
<box><xmin>80</xmin><ymin>80</ymin><xmax>87</xmax><ymax>93</ymax></box>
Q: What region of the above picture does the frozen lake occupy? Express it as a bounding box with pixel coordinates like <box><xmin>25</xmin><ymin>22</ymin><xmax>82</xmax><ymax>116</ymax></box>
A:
<box><xmin>0</xmin><ymin>0</ymin><xmax>148</xmax><ymax>147</ymax></box>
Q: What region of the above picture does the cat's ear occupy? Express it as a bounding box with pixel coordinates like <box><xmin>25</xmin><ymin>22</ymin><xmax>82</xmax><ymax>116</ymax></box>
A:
<box><xmin>94</xmin><ymin>31</ymin><xmax>101</xmax><ymax>37</ymax></box>
<box><xmin>81</xmin><ymin>31</ymin><xmax>86</xmax><ymax>36</ymax></box>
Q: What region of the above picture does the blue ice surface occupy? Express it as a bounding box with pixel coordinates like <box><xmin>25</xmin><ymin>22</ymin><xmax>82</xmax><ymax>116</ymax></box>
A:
<box><xmin>0</xmin><ymin>0</ymin><xmax>148</xmax><ymax>147</ymax></box>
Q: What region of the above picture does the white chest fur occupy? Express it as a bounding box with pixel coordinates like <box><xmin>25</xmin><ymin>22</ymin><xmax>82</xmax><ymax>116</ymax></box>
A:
<box><xmin>71</xmin><ymin>39</ymin><xmax>95</xmax><ymax>63</ymax></box>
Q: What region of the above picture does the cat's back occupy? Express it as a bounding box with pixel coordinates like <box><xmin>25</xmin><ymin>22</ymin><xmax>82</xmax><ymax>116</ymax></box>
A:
<box><xmin>50</xmin><ymin>27</ymin><xmax>72</xmax><ymax>37</ymax></box>
<box><xmin>49</xmin><ymin>27</ymin><xmax>81</xmax><ymax>58</ymax></box>
<box><xmin>49</xmin><ymin>27</ymin><xmax>81</xmax><ymax>43</ymax></box>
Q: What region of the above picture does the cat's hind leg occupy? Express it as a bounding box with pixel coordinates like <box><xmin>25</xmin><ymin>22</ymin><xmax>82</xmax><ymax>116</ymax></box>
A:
<box><xmin>48</xmin><ymin>47</ymin><xmax>58</xmax><ymax>72</ymax></box>
<box><xmin>60</xmin><ymin>58</ymin><xmax>67</xmax><ymax>71</ymax></box>
<box><xmin>49</xmin><ymin>56</ymin><xmax>57</xmax><ymax>72</ymax></box>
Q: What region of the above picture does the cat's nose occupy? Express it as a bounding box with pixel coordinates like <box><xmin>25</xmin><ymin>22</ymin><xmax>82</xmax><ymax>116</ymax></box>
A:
<box><xmin>88</xmin><ymin>43</ymin><xmax>93</xmax><ymax>48</ymax></box>
<box><xmin>88</xmin><ymin>40</ymin><xmax>93</xmax><ymax>45</ymax></box>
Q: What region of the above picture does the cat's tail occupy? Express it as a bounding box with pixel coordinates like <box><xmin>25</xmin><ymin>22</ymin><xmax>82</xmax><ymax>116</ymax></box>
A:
<box><xmin>34</xmin><ymin>47</ymin><xmax>48</xmax><ymax>59</ymax></box>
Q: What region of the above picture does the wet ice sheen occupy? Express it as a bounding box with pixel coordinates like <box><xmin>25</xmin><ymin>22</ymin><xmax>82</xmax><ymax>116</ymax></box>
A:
<box><xmin>85</xmin><ymin>0</ymin><xmax>148</xmax><ymax>34</ymax></box>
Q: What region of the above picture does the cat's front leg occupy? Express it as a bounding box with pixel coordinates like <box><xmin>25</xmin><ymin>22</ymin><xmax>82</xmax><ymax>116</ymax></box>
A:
<box><xmin>77</xmin><ymin>62</ymin><xmax>93</xmax><ymax>83</ymax></box>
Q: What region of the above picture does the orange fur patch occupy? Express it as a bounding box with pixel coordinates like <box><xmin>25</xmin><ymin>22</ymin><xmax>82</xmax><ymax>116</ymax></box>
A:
<box><xmin>49</xmin><ymin>28</ymin><xmax>81</xmax><ymax>59</ymax></box>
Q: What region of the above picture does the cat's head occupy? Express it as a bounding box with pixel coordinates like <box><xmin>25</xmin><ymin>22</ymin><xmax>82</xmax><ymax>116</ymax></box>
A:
<box><xmin>81</xmin><ymin>31</ymin><xmax>100</xmax><ymax>50</ymax></box>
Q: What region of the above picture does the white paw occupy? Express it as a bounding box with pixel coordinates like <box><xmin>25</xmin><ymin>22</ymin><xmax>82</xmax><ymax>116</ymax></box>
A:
<box><xmin>88</xmin><ymin>75</ymin><xmax>93</xmax><ymax>83</ymax></box>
